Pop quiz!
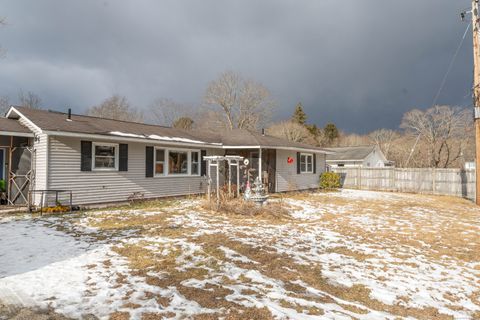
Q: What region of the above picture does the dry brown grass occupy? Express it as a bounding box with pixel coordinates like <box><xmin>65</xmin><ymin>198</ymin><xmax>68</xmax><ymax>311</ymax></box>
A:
<box><xmin>201</xmin><ymin>198</ymin><xmax>291</xmax><ymax>220</ymax></box>
<box><xmin>80</xmin><ymin>190</ymin><xmax>478</xmax><ymax>319</ymax></box>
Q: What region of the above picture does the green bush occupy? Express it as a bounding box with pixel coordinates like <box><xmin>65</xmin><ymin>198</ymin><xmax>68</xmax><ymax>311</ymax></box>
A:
<box><xmin>0</xmin><ymin>180</ymin><xmax>5</xmax><ymax>192</ymax></box>
<box><xmin>319</xmin><ymin>172</ymin><xmax>341</xmax><ymax>190</ymax></box>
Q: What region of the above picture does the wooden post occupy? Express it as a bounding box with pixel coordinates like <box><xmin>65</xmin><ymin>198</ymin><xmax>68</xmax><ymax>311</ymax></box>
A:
<box><xmin>258</xmin><ymin>148</ymin><xmax>262</xmax><ymax>183</ymax></box>
<box><xmin>207</xmin><ymin>159</ymin><xmax>211</xmax><ymax>201</ymax></box>
<box><xmin>236</xmin><ymin>161</ymin><xmax>240</xmax><ymax>197</ymax></box>
<box><xmin>216</xmin><ymin>161</ymin><xmax>220</xmax><ymax>208</ymax></box>
<box><xmin>228</xmin><ymin>160</ymin><xmax>232</xmax><ymax>198</ymax></box>
<box><xmin>473</xmin><ymin>0</ymin><xmax>480</xmax><ymax>204</ymax></box>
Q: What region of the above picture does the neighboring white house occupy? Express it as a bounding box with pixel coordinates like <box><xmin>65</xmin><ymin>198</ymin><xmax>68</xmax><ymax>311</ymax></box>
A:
<box><xmin>325</xmin><ymin>145</ymin><xmax>391</xmax><ymax>169</ymax></box>
<box><xmin>1</xmin><ymin>106</ymin><xmax>331</xmax><ymax>207</ymax></box>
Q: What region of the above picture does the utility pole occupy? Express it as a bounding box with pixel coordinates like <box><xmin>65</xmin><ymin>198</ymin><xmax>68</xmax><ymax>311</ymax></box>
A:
<box><xmin>472</xmin><ymin>0</ymin><xmax>480</xmax><ymax>205</ymax></box>
<box><xmin>471</xmin><ymin>0</ymin><xmax>480</xmax><ymax>204</ymax></box>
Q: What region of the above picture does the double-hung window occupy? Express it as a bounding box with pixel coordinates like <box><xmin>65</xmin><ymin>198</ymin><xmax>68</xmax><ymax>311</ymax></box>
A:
<box><xmin>155</xmin><ymin>149</ymin><xmax>165</xmax><ymax>175</ymax></box>
<box><xmin>300</xmin><ymin>153</ymin><xmax>313</xmax><ymax>173</ymax></box>
<box><xmin>93</xmin><ymin>143</ymin><xmax>118</xmax><ymax>170</ymax></box>
<box><xmin>191</xmin><ymin>151</ymin><xmax>199</xmax><ymax>175</ymax></box>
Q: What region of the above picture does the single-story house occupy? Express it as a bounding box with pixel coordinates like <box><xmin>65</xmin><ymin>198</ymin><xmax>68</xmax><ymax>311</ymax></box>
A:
<box><xmin>0</xmin><ymin>106</ymin><xmax>330</xmax><ymax>207</ymax></box>
<box><xmin>325</xmin><ymin>145</ymin><xmax>392</xmax><ymax>169</ymax></box>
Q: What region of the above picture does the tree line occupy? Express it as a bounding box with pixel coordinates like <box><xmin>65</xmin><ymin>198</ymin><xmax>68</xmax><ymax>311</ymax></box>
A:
<box><xmin>0</xmin><ymin>70</ymin><xmax>473</xmax><ymax>169</ymax></box>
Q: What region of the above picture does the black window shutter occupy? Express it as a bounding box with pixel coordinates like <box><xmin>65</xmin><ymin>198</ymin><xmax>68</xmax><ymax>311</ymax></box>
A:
<box><xmin>200</xmin><ymin>150</ymin><xmax>207</xmax><ymax>176</ymax></box>
<box><xmin>81</xmin><ymin>141</ymin><xmax>92</xmax><ymax>171</ymax></box>
<box><xmin>145</xmin><ymin>146</ymin><xmax>154</xmax><ymax>177</ymax></box>
<box><xmin>313</xmin><ymin>153</ymin><xmax>317</xmax><ymax>174</ymax></box>
<box><xmin>119</xmin><ymin>144</ymin><xmax>128</xmax><ymax>171</ymax></box>
<box><xmin>296</xmin><ymin>152</ymin><xmax>301</xmax><ymax>174</ymax></box>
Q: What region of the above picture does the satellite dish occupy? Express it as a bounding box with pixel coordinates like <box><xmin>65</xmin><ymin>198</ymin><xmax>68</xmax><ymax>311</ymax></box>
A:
<box><xmin>243</xmin><ymin>159</ymin><xmax>250</xmax><ymax>166</ymax></box>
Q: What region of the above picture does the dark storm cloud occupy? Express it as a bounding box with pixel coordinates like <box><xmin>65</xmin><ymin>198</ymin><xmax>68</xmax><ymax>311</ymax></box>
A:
<box><xmin>0</xmin><ymin>0</ymin><xmax>473</xmax><ymax>132</ymax></box>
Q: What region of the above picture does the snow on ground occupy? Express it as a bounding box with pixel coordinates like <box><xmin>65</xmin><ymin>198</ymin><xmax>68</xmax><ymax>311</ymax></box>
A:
<box><xmin>0</xmin><ymin>190</ymin><xmax>479</xmax><ymax>319</ymax></box>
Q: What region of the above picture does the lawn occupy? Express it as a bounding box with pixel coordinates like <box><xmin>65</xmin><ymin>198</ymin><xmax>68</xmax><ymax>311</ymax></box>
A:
<box><xmin>0</xmin><ymin>189</ymin><xmax>479</xmax><ymax>319</ymax></box>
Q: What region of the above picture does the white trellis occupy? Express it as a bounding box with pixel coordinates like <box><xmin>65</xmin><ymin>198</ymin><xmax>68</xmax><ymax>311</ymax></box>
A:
<box><xmin>204</xmin><ymin>155</ymin><xmax>244</xmax><ymax>204</ymax></box>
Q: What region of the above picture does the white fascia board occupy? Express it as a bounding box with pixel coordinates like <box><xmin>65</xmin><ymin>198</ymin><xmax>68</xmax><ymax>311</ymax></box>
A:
<box><xmin>43</xmin><ymin>130</ymin><xmax>224</xmax><ymax>149</ymax></box>
<box><xmin>326</xmin><ymin>159</ymin><xmax>364</xmax><ymax>162</ymax></box>
<box><xmin>274</xmin><ymin>147</ymin><xmax>332</xmax><ymax>154</ymax></box>
<box><xmin>222</xmin><ymin>145</ymin><xmax>332</xmax><ymax>154</ymax></box>
<box><xmin>0</xmin><ymin>131</ymin><xmax>34</xmax><ymax>137</ymax></box>
<box><xmin>222</xmin><ymin>145</ymin><xmax>262</xmax><ymax>149</ymax></box>
<box><xmin>5</xmin><ymin>107</ymin><xmax>43</xmax><ymax>134</ymax></box>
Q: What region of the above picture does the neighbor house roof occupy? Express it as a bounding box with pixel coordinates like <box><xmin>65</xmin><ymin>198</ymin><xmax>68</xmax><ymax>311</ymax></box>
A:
<box><xmin>6</xmin><ymin>106</ymin><xmax>329</xmax><ymax>153</ymax></box>
<box><xmin>325</xmin><ymin>145</ymin><xmax>377</xmax><ymax>161</ymax></box>
<box><xmin>0</xmin><ymin>117</ymin><xmax>33</xmax><ymax>136</ymax></box>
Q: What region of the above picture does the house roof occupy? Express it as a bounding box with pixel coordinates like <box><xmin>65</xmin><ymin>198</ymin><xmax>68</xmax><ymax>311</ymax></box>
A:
<box><xmin>6</xmin><ymin>106</ymin><xmax>329</xmax><ymax>153</ymax></box>
<box><xmin>0</xmin><ymin>117</ymin><xmax>32</xmax><ymax>134</ymax></box>
<box><xmin>7</xmin><ymin>106</ymin><xmax>217</xmax><ymax>145</ymax></box>
<box><xmin>214</xmin><ymin>129</ymin><xmax>328</xmax><ymax>152</ymax></box>
<box><xmin>325</xmin><ymin>145</ymin><xmax>377</xmax><ymax>161</ymax></box>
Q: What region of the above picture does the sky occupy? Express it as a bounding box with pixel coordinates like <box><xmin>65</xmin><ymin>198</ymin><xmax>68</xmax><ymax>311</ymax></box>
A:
<box><xmin>0</xmin><ymin>0</ymin><xmax>474</xmax><ymax>133</ymax></box>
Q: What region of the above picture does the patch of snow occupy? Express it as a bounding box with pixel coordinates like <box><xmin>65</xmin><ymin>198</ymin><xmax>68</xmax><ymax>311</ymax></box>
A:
<box><xmin>0</xmin><ymin>219</ymin><xmax>93</xmax><ymax>278</ymax></box>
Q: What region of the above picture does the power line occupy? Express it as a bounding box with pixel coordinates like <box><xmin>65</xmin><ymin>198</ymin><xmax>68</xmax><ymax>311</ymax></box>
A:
<box><xmin>431</xmin><ymin>21</ymin><xmax>471</xmax><ymax>108</ymax></box>
<box><xmin>405</xmin><ymin>21</ymin><xmax>471</xmax><ymax>167</ymax></box>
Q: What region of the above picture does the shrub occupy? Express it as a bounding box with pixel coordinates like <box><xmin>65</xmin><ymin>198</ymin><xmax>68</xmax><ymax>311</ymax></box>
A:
<box><xmin>319</xmin><ymin>172</ymin><xmax>341</xmax><ymax>190</ymax></box>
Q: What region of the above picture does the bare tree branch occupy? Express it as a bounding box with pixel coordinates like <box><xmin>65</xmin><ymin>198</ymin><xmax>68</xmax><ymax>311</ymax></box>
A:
<box><xmin>87</xmin><ymin>95</ymin><xmax>143</xmax><ymax>122</ymax></box>
<box><xmin>204</xmin><ymin>71</ymin><xmax>275</xmax><ymax>130</ymax></box>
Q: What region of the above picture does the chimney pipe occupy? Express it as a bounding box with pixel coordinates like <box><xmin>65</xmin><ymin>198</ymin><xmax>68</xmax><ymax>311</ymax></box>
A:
<box><xmin>67</xmin><ymin>108</ymin><xmax>72</xmax><ymax>121</ymax></box>
<box><xmin>261</xmin><ymin>128</ymin><xmax>265</xmax><ymax>136</ymax></box>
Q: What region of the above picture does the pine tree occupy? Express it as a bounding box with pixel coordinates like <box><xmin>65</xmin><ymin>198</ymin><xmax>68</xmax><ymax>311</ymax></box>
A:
<box><xmin>324</xmin><ymin>123</ymin><xmax>339</xmax><ymax>146</ymax></box>
<box><xmin>292</xmin><ymin>102</ymin><xmax>307</xmax><ymax>125</ymax></box>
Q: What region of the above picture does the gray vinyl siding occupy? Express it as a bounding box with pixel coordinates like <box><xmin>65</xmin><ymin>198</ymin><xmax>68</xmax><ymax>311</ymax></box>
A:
<box><xmin>47</xmin><ymin>136</ymin><xmax>220</xmax><ymax>205</ymax></box>
<box><xmin>275</xmin><ymin>150</ymin><xmax>325</xmax><ymax>192</ymax></box>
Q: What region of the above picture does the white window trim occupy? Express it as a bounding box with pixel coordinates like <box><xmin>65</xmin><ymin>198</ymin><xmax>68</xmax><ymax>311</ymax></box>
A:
<box><xmin>300</xmin><ymin>153</ymin><xmax>313</xmax><ymax>174</ymax></box>
<box><xmin>92</xmin><ymin>142</ymin><xmax>119</xmax><ymax>171</ymax></box>
<box><xmin>154</xmin><ymin>147</ymin><xmax>201</xmax><ymax>177</ymax></box>
<box><xmin>154</xmin><ymin>148</ymin><xmax>166</xmax><ymax>176</ymax></box>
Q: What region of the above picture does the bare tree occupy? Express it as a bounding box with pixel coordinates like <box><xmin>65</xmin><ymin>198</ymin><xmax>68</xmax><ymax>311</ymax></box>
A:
<box><xmin>368</xmin><ymin>129</ymin><xmax>399</xmax><ymax>159</ymax></box>
<box><xmin>0</xmin><ymin>17</ymin><xmax>6</xmax><ymax>57</ymax></box>
<box><xmin>172</xmin><ymin>117</ymin><xmax>194</xmax><ymax>130</ymax></box>
<box><xmin>337</xmin><ymin>132</ymin><xmax>370</xmax><ymax>147</ymax></box>
<box><xmin>400</xmin><ymin>105</ymin><xmax>471</xmax><ymax>168</ymax></box>
<box><xmin>87</xmin><ymin>95</ymin><xmax>143</xmax><ymax>122</ymax></box>
<box><xmin>18</xmin><ymin>90</ymin><xmax>42</xmax><ymax>109</ymax></box>
<box><xmin>0</xmin><ymin>96</ymin><xmax>10</xmax><ymax>115</ymax></box>
<box><xmin>204</xmin><ymin>71</ymin><xmax>275</xmax><ymax>130</ymax></box>
<box><xmin>267</xmin><ymin>121</ymin><xmax>310</xmax><ymax>143</ymax></box>
<box><xmin>150</xmin><ymin>98</ymin><xmax>195</xmax><ymax>126</ymax></box>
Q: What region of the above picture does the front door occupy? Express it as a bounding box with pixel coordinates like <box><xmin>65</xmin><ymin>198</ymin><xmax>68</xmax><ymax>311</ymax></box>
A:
<box><xmin>263</xmin><ymin>149</ymin><xmax>276</xmax><ymax>193</ymax></box>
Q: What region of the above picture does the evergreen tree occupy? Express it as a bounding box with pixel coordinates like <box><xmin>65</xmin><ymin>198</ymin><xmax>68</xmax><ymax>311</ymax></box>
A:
<box><xmin>324</xmin><ymin>123</ymin><xmax>339</xmax><ymax>145</ymax></box>
<box><xmin>292</xmin><ymin>102</ymin><xmax>307</xmax><ymax>125</ymax></box>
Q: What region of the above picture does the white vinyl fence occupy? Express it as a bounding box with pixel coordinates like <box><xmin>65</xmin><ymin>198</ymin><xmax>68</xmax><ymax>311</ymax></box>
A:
<box><xmin>332</xmin><ymin>167</ymin><xmax>476</xmax><ymax>200</ymax></box>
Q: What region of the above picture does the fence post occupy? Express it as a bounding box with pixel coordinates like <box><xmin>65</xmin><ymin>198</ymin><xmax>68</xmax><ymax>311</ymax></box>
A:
<box><xmin>432</xmin><ymin>168</ymin><xmax>436</xmax><ymax>194</ymax></box>
<box><xmin>391</xmin><ymin>167</ymin><xmax>396</xmax><ymax>191</ymax></box>
<box><xmin>357</xmin><ymin>167</ymin><xmax>362</xmax><ymax>189</ymax></box>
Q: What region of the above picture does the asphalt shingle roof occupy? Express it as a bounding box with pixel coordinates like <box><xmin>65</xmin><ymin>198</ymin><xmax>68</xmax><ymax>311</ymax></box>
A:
<box><xmin>0</xmin><ymin>117</ymin><xmax>31</xmax><ymax>133</ymax></box>
<box><xmin>325</xmin><ymin>146</ymin><xmax>376</xmax><ymax>161</ymax></box>
<box><xmin>8</xmin><ymin>107</ymin><xmax>328</xmax><ymax>152</ymax></box>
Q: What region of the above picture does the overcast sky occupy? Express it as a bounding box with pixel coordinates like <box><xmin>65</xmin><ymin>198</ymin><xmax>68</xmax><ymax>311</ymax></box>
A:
<box><xmin>0</xmin><ymin>0</ymin><xmax>474</xmax><ymax>133</ymax></box>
